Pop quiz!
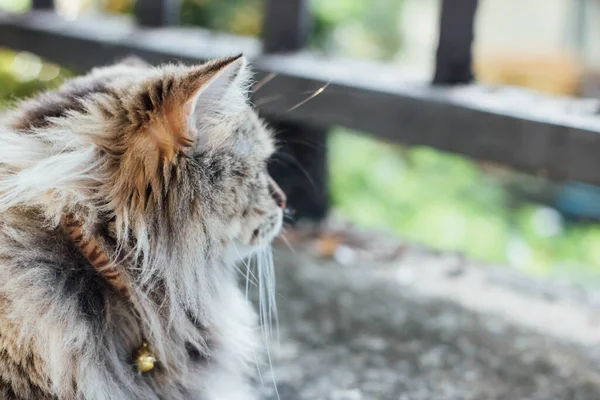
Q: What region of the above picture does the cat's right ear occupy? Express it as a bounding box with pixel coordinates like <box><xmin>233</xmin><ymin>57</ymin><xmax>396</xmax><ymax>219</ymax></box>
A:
<box><xmin>133</xmin><ymin>55</ymin><xmax>249</xmax><ymax>163</ymax></box>
<box><xmin>184</xmin><ymin>55</ymin><xmax>250</xmax><ymax>117</ymax></box>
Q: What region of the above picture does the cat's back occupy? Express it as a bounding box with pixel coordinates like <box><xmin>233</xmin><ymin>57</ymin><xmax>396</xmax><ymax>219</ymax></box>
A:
<box><xmin>0</xmin><ymin>295</ymin><xmax>54</xmax><ymax>399</ymax></box>
<box><xmin>0</xmin><ymin>208</ymin><xmax>108</xmax><ymax>399</ymax></box>
<box><xmin>0</xmin><ymin>209</ymin><xmax>57</xmax><ymax>399</ymax></box>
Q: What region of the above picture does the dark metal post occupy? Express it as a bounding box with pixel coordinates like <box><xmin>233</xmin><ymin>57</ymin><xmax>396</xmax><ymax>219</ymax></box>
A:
<box><xmin>263</xmin><ymin>0</ymin><xmax>312</xmax><ymax>53</ymax></box>
<box><xmin>267</xmin><ymin>121</ymin><xmax>329</xmax><ymax>222</ymax></box>
<box><xmin>433</xmin><ymin>0</ymin><xmax>479</xmax><ymax>85</ymax></box>
<box><xmin>135</xmin><ymin>0</ymin><xmax>180</xmax><ymax>27</ymax></box>
<box><xmin>262</xmin><ymin>0</ymin><xmax>328</xmax><ymax>223</ymax></box>
<box><xmin>32</xmin><ymin>0</ymin><xmax>53</xmax><ymax>10</ymax></box>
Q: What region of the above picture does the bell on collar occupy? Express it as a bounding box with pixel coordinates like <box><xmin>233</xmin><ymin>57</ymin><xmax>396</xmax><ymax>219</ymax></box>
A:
<box><xmin>134</xmin><ymin>342</ymin><xmax>156</xmax><ymax>373</ymax></box>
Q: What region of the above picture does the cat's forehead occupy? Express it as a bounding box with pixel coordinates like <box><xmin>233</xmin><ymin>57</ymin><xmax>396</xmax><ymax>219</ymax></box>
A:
<box><xmin>62</xmin><ymin>64</ymin><xmax>153</xmax><ymax>91</ymax></box>
<box><xmin>225</xmin><ymin>109</ymin><xmax>274</xmax><ymax>160</ymax></box>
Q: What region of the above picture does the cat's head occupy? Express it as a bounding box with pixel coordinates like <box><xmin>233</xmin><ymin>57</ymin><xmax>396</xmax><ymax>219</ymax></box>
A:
<box><xmin>4</xmin><ymin>55</ymin><xmax>285</xmax><ymax>263</ymax></box>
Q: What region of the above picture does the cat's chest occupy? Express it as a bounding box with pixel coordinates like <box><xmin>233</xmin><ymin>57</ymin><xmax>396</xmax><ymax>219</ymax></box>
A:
<box><xmin>117</xmin><ymin>283</ymin><xmax>257</xmax><ymax>374</ymax></box>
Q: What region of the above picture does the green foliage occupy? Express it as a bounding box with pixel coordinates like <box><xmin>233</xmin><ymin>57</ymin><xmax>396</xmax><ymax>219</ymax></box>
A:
<box><xmin>311</xmin><ymin>0</ymin><xmax>403</xmax><ymax>59</ymax></box>
<box><xmin>1</xmin><ymin>0</ymin><xmax>404</xmax><ymax>59</ymax></box>
<box><xmin>330</xmin><ymin>129</ymin><xmax>600</xmax><ymax>286</ymax></box>
<box><xmin>0</xmin><ymin>0</ymin><xmax>29</xmax><ymax>12</ymax></box>
<box><xmin>181</xmin><ymin>0</ymin><xmax>263</xmax><ymax>36</ymax></box>
<box><xmin>179</xmin><ymin>0</ymin><xmax>403</xmax><ymax>60</ymax></box>
<box><xmin>0</xmin><ymin>49</ymin><xmax>69</xmax><ymax>108</ymax></box>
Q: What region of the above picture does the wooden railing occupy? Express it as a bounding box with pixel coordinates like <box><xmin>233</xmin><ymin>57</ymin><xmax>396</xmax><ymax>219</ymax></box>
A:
<box><xmin>1</xmin><ymin>0</ymin><xmax>600</xmax><ymax>221</ymax></box>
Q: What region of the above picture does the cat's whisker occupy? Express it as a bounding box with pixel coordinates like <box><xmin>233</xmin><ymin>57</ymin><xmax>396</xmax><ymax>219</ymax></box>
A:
<box><xmin>271</xmin><ymin>152</ymin><xmax>317</xmax><ymax>192</ymax></box>
<box><xmin>266</xmin><ymin>248</ymin><xmax>279</xmax><ymax>340</ymax></box>
<box><xmin>253</xmin><ymin>72</ymin><xmax>278</xmax><ymax>93</ymax></box>
<box><xmin>261</xmin><ymin>246</ymin><xmax>280</xmax><ymax>400</ymax></box>
<box><xmin>279</xmin><ymin>231</ymin><xmax>295</xmax><ymax>253</ymax></box>
<box><xmin>273</xmin><ymin>137</ymin><xmax>326</xmax><ymax>151</ymax></box>
<box><xmin>230</xmin><ymin>241</ymin><xmax>258</xmax><ymax>295</ymax></box>
<box><xmin>255</xmin><ymin>83</ymin><xmax>331</xmax><ymax>111</ymax></box>
<box><xmin>233</xmin><ymin>262</ymin><xmax>253</xmax><ymax>285</ymax></box>
<box><xmin>286</xmin><ymin>81</ymin><xmax>331</xmax><ymax>113</ymax></box>
<box><xmin>253</xmin><ymin>94</ymin><xmax>283</xmax><ymax>108</ymax></box>
<box><xmin>253</xmin><ymin>351</ymin><xmax>265</xmax><ymax>385</ymax></box>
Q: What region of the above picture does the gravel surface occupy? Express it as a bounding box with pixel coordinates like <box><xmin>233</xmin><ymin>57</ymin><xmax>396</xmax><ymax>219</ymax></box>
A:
<box><xmin>257</xmin><ymin>247</ymin><xmax>600</xmax><ymax>400</ymax></box>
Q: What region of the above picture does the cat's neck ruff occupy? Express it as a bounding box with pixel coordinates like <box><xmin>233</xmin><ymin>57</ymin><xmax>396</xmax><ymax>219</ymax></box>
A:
<box><xmin>62</xmin><ymin>215</ymin><xmax>129</xmax><ymax>297</ymax></box>
<box><xmin>62</xmin><ymin>214</ymin><xmax>157</xmax><ymax>372</ymax></box>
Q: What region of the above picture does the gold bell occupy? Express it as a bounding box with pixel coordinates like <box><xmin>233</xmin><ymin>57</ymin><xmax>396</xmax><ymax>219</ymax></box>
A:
<box><xmin>134</xmin><ymin>342</ymin><xmax>156</xmax><ymax>373</ymax></box>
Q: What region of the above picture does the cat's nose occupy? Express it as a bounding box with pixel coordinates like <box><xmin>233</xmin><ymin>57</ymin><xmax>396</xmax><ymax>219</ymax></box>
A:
<box><xmin>267</xmin><ymin>176</ymin><xmax>287</xmax><ymax>209</ymax></box>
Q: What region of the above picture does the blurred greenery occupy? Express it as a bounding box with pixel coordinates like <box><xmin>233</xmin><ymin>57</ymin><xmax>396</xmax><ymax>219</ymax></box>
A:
<box><xmin>180</xmin><ymin>0</ymin><xmax>403</xmax><ymax>60</ymax></box>
<box><xmin>0</xmin><ymin>0</ymin><xmax>28</xmax><ymax>12</ymax></box>
<box><xmin>330</xmin><ymin>130</ymin><xmax>600</xmax><ymax>286</ymax></box>
<box><xmin>1</xmin><ymin>0</ymin><xmax>599</xmax><ymax>286</ymax></box>
<box><xmin>0</xmin><ymin>50</ymin><xmax>69</xmax><ymax>108</ymax></box>
<box><xmin>181</xmin><ymin>0</ymin><xmax>264</xmax><ymax>37</ymax></box>
<box><xmin>1</xmin><ymin>0</ymin><xmax>404</xmax><ymax>59</ymax></box>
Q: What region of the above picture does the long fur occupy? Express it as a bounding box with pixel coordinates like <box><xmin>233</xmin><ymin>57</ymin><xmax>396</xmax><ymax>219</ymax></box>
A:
<box><xmin>0</xmin><ymin>56</ymin><xmax>284</xmax><ymax>399</ymax></box>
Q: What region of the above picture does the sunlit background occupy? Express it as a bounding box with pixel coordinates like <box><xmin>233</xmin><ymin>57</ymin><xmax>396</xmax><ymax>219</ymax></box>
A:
<box><xmin>2</xmin><ymin>0</ymin><xmax>600</xmax><ymax>286</ymax></box>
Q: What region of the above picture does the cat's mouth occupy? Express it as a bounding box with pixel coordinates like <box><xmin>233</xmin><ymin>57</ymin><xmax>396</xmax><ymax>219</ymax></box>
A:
<box><xmin>227</xmin><ymin>176</ymin><xmax>285</xmax><ymax>260</ymax></box>
<box><xmin>226</xmin><ymin>208</ymin><xmax>283</xmax><ymax>262</ymax></box>
<box><xmin>249</xmin><ymin>208</ymin><xmax>284</xmax><ymax>247</ymax></box>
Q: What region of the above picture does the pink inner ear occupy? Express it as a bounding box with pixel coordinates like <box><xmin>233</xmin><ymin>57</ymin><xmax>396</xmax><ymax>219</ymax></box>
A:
<box><xmin>184</xmin><ymin>85</ymin><xmax>205</xmax><ymax>116</ymax></box>
<box><xmin>183</xmin><ymin>98</ymin><xmax>196</xmax><ymax>116</ymax></box>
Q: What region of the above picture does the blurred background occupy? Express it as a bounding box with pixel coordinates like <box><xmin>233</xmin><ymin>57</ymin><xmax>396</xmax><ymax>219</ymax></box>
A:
<box><xmin>2</xmin><ymin>0</ymin><xmax>600</xmax><ymax>287</ymax></box>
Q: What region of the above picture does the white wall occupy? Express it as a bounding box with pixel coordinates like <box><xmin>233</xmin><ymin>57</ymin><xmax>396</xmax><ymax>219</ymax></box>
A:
<box><xmin>398</xmin><ymin>0</ymin><xmax>600</xmax><ymax>74</ymax></box>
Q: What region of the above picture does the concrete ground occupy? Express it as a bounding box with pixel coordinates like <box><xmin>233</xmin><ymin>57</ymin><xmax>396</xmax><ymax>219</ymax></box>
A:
<box><xmin>257</xmin><ymin>244</ymin><xmax>600</xmax><ymax>400</ymax></box>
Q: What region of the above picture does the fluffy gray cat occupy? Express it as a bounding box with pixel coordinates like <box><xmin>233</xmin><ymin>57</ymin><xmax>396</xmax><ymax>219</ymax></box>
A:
<box><xmin>0</xmin><ymin>55</ymin><xmax>284</xmax><ymax>399</ymax></box>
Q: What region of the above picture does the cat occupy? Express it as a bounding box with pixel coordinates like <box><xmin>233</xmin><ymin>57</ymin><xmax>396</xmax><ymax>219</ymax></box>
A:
<box><xmin>0</xmin><ymin>55</ymin><xmax>285</xmax><ymax>399</ymax></box>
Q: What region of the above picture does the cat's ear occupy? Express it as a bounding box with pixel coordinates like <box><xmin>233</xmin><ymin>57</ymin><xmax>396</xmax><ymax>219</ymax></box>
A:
<box><xmin>141</xmin><ymin>55</ymin><xmax>248</xmax><ymax>162</ymax></box>
<box><xmin>184</xmin><ymin>55</ymin><xmax>249</xmax><ymax>117</ymax></box>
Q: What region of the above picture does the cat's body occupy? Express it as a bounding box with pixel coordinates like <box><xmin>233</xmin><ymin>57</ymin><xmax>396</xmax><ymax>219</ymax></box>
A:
<box><xmin>0</xmin><ymin>56</ymin><xmax>283</xmax><ymax>399</ymax></box>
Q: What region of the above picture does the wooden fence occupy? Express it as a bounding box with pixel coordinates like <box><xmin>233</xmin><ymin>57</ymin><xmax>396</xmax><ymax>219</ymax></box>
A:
<box><xmin>1</xmin><ymin>0</ymin><xmax>600</xmax><ymax>220</ymax></box>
